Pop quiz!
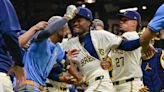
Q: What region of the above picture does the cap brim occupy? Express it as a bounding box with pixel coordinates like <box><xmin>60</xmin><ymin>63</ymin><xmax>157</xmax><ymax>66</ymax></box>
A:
<box><xmin>117</xmin><ymin>14</ymin><xmax>130</xmax><ymax>19</ymax></box>
<box><xmin>73</xmin><ymin>15</ymin><xmax>91</xmax><ymax>21</ymax></box>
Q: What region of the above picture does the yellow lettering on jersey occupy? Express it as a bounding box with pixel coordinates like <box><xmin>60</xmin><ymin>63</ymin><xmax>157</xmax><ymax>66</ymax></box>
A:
<box><xmin>112</xmin><ymin>49</ymin><xmax>124</xmax><ymax>54</ymax></box>
<box><xmin>144</xmin><ymin>63</ymin><xmax>152</xmax><ymax>71</ymax></box>
<box><xmin>81</xmin><ymin>55</ymin><xmax>95</xmax><ymax>67</ymax></box>
<box><xmin>98</xmin><ymin>48</ymin><xmax>104</xmax><ymax>55</ymax></box>
<box><xmin>160</xmin><ymin>50</ymin><xmax>164</xmax><ymax>69</ymax></box>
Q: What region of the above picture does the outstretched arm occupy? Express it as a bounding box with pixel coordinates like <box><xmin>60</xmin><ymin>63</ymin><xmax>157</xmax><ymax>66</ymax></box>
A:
<box><xmin>35</xmin><ymin>5</ymin><xmax>77</xmax><ymax>41</ymax></box>
<box><xmin>140</xmin><ymin>4</ymin><xmax>164</xmax><ymax>48</ymax></box>
<box><xmin>35</xmin><ymin>17</ymin><xmax>68</xmax><ymax>41</ymax></box>
<box><xmin>117</xmin><ymin>39</ymin><xmax>141</xmax><ymax>51</ymax></box>
<box><xmin>19</xmin><ymin>21</ymin><xmax>48</xmax><ymax>47</ymax></box>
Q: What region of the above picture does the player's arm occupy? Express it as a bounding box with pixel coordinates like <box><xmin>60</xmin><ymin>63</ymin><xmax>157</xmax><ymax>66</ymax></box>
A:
<box><xmin>67</xmin><ymin>61</ymin><xmax>84</xmax><ymax>82</ymax></box>
<box><xmin>34</xmin><ymin>17</ymin><xmax>68</xmax><ymax>41</ymax></box>
<box><xmin>48</xmin><ymin>65</ymin><xmax>77</xmax><ymax>84</ymax></box>
<box><xmin>34</xmin><ymin>5</ymin><xmax>77</xmax><ymax>41</ymax></box>
<box><xmin>117</xmin><ymin>39</ymin><xmax>141</xmax><ymax>51</ymax></box>
<box><xmin>99</xmin><ymin>31</ymin><xmax>141</xmax><ymax>51</ymax></box>
<box><xmin>139</xmin><ymin>28</ymin><xmax>156</xmax><ymax>51</ymax></box>
<box><xmin>65</xmin><ymin>49</ymin><xmax>84</xmax><ymax>81</ymax></box>
<box><xmin>118</xmin><ymin>4</ymin><xmax>164</xmax><ymax>51</ymax></box>
<box><xmin>19</xmin><ymin>21</ymin><xmax>48</xmax><ymax>47</ymax></box>
<box><xmin>48</xmin><ymin>65</ymin><xmax>63</xmax><ymax>82</ymax></box>
<box><xmin>140</xmin><ymin>4</ymin><xmax>164</xmax><ymax>47</ymax></box>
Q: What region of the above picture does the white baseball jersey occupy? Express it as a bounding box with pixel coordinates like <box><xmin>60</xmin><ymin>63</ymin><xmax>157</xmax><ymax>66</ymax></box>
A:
<box><xmin>109</xmin><ymin>31</ymin><xmax>142</xmax><ymax>82</ymax></box>
<box><xmin>61</xmin><ymin>31</ymin><xmax>122</xmax><ymax>91</ymax></box>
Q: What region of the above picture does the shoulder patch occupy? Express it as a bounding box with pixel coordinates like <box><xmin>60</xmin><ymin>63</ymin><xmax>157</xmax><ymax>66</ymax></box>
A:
<box><xmin>160</xmin><ymin>50</ymin><xmax>164</xmax><ymax>69</ymax></box>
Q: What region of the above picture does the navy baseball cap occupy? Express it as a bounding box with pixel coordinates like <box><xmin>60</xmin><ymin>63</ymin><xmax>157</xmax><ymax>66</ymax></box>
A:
<box><xmin>117</xmin><ymin>11</ymin><xmax>141</xmax><ymax>25</ymax></box>
<box><xmin>75</xmin><ymin>7</ymin><xmax>93</xmax><ymax>21</ymax></box>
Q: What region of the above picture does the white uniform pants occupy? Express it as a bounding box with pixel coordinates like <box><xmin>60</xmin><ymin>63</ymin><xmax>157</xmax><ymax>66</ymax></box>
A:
<box><xmin>46</xmin><ymin>80</ymin><xmax>69</xmax><ymax>92</ymax></box>
<box><xmin>114</xmin><ymin>79</ymin><xmax>144</xmax><ymax>92</ymax></box>
<box><xmin>86</xmin><ymin>78</ymin><xmax>114</xmax><ymax>92</ymax></box>
<box><xmin>0</xmin><ymin>72</ymin><xmax>14</xmax><ymax>92</ymax></box>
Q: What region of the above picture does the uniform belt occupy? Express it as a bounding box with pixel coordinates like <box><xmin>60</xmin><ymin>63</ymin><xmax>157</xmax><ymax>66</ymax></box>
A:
<box><xmin>95</xmin><ymin>75</ymin><xmax>104</xmax><ymax>81</ymax></box>
<box><xmin>46</xmin><ymin>83</ymin><xmax>53</xmax><ymax>87</ymax></box>
<box><xmin>46</xmin><ymin>83</ymin><xmax>68</xmax><ymax>90</ymax></box>
<box><xmin>60</xmin><ymin>87</ymin><xmax>68</xmax><ymax>91</ymax></box>
<box><xmin>24</xmin><ymin>80</ymin><xmax>44</xmax><ymax>91</ymax></box>
<box><xmin>113</xmin><ymin>77</ymin><xmax>141</xmax><ymax>85</ymax></box>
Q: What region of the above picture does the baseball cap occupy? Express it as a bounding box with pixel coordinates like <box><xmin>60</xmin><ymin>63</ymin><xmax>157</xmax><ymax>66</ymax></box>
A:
<box><xmin>117</xmin><ymin>11</ymin><xmax>141</xmax><ymax>25</ymax></box>
<box><xmin>75</xmin><ymin>7</ymin><xmax>93</xmax><ymax>21</ymax></box>
<box><xmin>92</xmin><ymin>19</ymin><xmax>104</xmax><ymax>27</ymax></box>
<box><xmin>48</xmin><ymin>16</ymin><xmax>62</xmax><ymax>24</ymax></box>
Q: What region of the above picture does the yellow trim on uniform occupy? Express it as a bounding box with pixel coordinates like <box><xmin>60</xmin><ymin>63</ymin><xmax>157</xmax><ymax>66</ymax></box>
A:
<box><xmin>152</xmin><ymin>37</ymin><xmax>160</xmax><ymax>41</ymax></box>
<box><xmin>160</xmin><ymin>50</ymin><xmax>164</xmax><ymax>69</ymax></box>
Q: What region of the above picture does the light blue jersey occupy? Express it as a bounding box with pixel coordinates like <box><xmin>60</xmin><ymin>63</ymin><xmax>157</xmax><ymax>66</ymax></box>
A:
<box><xmin>148</xmin><ymin>4</ymin><xmax>164</xmax><ymax>32</ymax></box>
<box><xmin>23</xmin><ymin>39</ymin><xmax>65</xmax><ymax>86</ymax></box>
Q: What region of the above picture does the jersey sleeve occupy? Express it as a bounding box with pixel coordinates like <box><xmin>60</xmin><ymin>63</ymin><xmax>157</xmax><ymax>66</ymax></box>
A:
<box><xmin>122</xmin><ymin>32</ymin><xmax>139</xmax><ymax>40</ymax></box>
<box><xmin>98</xmin><ymin>31</ymin><xmax>122</xmax><ymax>50</ymax></box>
<box><xmin>148</xmin><ymin>4</ymin><xmax>164</xmax><ymax>32</ymax></box>
<box><xmin>0</xmin><ymin>0</ymin><xmax>21</xmax><ymax>32</ymax></box>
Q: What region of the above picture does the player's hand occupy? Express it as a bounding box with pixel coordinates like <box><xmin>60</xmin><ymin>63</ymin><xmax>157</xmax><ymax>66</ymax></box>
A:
<box><xmin>29</xmin><ymin>21</ymin><xmax>48</xmax><ymax>32</ymax></box>
<box><xmin>60</xmin><ymin>75</ymin><xmax>71</xmax><ymax>83</ymax></box>
<box><xmin>66</xmin><ymin>49</ymin><xmax>80</xmax><ymax>61</ymax></box>
<box><xmin>139</xmin><ymin>86</ymin><xmax>149</xmax><ymax>92</ymax></box>
<box><xmin>141</xmin><ymin>45</ymin><xmax>156</xmax><ymax>60</ymax></box>
<box><xmin>101</xmin><ymin>57</ymin><xmax>112</xmax><ymax>70</ymax></box>
<box><xmin>23</xmin><ymin>41</ymin><xmax>30</xmax><ymax>48</ymax></box>
<box><xmin>9</xmin><ymin>65</ymin><xmax>26</xmax><ymax>87</ymax></box>
<box><xmin>64</xmin><ymin>5</ymin><xmax>78</xmax><ymax>20</ymax></box>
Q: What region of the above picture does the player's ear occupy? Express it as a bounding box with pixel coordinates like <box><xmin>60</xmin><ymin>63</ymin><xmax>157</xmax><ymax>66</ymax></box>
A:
<box><xmin>87</xmin><ymin>20</ymin><xmax>92</xmax><ymax>27</ymax></box>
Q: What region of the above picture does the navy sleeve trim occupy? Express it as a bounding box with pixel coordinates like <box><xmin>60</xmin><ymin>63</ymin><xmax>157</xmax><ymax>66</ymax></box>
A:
<box><xmin>118</xmin><ymin>39</ymin><xmax>141</xmax><ymax>51</ymax></box>
<box><xmin>35</xmin><ymin>17</ymin><xmax>67</xmax><ymax>41</ymax></box>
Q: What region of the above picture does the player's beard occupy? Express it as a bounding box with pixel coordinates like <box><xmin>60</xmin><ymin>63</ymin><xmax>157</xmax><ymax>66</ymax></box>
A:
<box><xmin>58</xmin><ymin>35</ymin><xmax>64</xmax><ymax>43</ymax></box>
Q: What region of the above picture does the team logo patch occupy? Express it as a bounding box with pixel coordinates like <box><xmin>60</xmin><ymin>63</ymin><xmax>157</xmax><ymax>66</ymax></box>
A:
<box><xmin>144</xmin><ymin>63</ymin><xmax>152</xmax><ymax>71</ymax></box>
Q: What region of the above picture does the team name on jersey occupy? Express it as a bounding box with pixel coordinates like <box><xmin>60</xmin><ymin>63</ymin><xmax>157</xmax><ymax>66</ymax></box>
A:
<box><xmin>112</xmin><ymin>49</ymin><xmax>124</xmax><ymax>54</ymax></box>
<box><xmin>98</xmin><ymin>48</ymin><xmax>105</xmax><ymax>55</ymax></box>
<box><xmin>81</xmin><ymin>55</ymin><xmax>95</xmax><ymax>67</ymax></box>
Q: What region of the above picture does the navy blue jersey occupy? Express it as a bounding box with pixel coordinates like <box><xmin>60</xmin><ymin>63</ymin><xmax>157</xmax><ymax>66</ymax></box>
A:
<box><xmin>141</xmin><ymin>48</ymin><xmax>164</xmax><ymax>92</ymax></box>
<box><xmin>0</xmin><ymin>0</ymin><xmax>23</xmax><ymax>73</ymax></box>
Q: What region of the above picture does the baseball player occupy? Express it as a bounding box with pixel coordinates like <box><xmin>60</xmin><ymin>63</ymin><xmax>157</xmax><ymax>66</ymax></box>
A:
<box><xmin>140</xmin><ymin>4</ymin><xmax>164</xmax><ymax>48</ymax></box>
<box><xmin>14</xmin><ymin>6</ymin><xmax>83</xmax><ymax>92</ymax></box>
<box><xmin>109</xmin><ymin>11</ymin><xmax>144</xmax><ymax>92</ymax></box>
<box><xmin>46</xmin><ymin>20</ymin><xmax>77</xmax><ymax>92</ymax></box>
<box><xmin>0</xmin><ymin>0</ymin><xmax>25</xmax><ymax>91</ymax></box>
<box><xmin>141</xmin><ymin>40</ymin><xmax>164</xmax><ymax>92</ymax></box>
<box><xmin>61</xmin><ymin>6</ymin><xmax>145</xmax><ymax>92</ymax></box>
